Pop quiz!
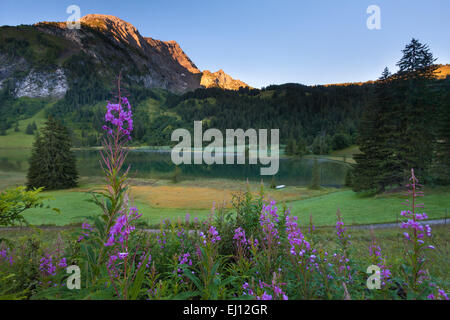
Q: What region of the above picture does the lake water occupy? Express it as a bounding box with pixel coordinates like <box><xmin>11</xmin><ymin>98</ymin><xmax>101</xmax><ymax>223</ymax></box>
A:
<box><xmin>0</xmin><ymin>149</ymin><xmax>350</xmax><ymax>187</ymax></box>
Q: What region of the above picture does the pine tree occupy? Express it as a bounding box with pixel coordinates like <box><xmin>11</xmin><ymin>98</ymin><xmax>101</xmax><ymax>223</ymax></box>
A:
<box><xmin>432</xmin><ymin>79</ymin><xmax>450</xmax><ymax>184</ymax></box>
<box><xmin>295</xmin><ymin>137</ymin><xmax>307</xmax><ymax>157</ymax></box>
<box><xmin>25</xmin><ymin>123</ymin><xmax>34</xmax><ymax>135</ymax></box>
<box><xmin>380</xmin><ymin>67</ymin><xmax>391</xmax><ymax>80</ymax></box>
<box><xmin>353</xmin><ymin>40</ymin><xmax>439</xmax><ymax>192</ymax></box>
<box><xmin>285</xmin><ymin>138</ymin><xmax>295</xmax><ymax>156</ymax></box>
<box><xmin>396</xmin><ymin>38</ymin><xmax>437</xmax><ymax>76</ymax></box>
<box><xmin>395</xmin><ymin>38</ymin><xmax>438</xmax><ymax>180</ymax></box>
<box><xmin>353</xmin><ymin>70</ymin><xmax>403</xmax><ymax>192</ymax></box>
<box><xmin>26</xmin><ymin>117</ymin><xmax>78</xmax><ymax>190</ymax></box>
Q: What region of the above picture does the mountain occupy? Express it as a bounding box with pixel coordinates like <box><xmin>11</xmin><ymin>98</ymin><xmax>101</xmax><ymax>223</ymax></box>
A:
<box><xmin>201</xmin><ymin>69</ymin><xmax>250</xmax><ymax>90</ymax></box>
<box><xmin>0</xmin><ymin>14</ymin><xmax>249</xmax><ymax>98</ymax></box>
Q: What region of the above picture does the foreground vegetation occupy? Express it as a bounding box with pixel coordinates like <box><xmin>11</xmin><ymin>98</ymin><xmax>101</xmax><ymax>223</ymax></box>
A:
<box><xmin>0</xmin><ymin>187</ymin><xmax>448</xmax><ymax>300</ymax></box>
<box><xmin>1</xmin><ymin>85</ymin><xmax>448</xmax><ymax>301</ymax></box>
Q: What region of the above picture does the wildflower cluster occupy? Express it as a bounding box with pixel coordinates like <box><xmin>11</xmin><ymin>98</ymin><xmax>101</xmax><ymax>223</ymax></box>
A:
<box><xmin>368</xmin><ymin>242</ymin><xmax>391</xmax><ymax>287</ymax></box>
<box><xmin>77</xmin><ymin>222</ymin><xmax>93</xmax><ymax>242</ymax></box>
<box><xmin>285</xmin><ymin>215</ymin><xmax>311</xmax><ymax>257</ymax></box>
<box><xmin>400</xmin><ymin>211</ymin><xmax>433</xmax><ymax>248</ymax></box>
<box><xmin>199</xmin><ymin>225</ymin><xmax>221</xmax><ymax>245</ymax></box>
<box><xmin>105</xmin><ymin>206</ymin><xmax>142</xmax><ymax>247</ymax></box>
<box><xmin>242</xmin><ymin>275</ymin><xmax>288</xmax><ymax>300</ymax></box>
<box><xmin>0</xmin><ymin>248</ymin><xmax>14</xmax><ymax>266</ymax></box>
<box><xmin>102</xmin><ymin>97</ymin><xmax>133</xmax><ymax>139</ymax></box>
<box><xmin>259</xmin><ymin>201</ymin><xmax>280</xmax><ymax>247</ymax></box>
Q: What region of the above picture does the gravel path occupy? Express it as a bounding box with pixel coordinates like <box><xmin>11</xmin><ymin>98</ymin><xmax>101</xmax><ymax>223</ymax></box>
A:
<box><xmin>348</xmin><ymin>218</ymin><xmax>448</xmax><ymax>230</ymax></box>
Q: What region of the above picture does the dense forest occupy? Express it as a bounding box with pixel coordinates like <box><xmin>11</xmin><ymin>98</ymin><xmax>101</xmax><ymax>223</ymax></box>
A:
<box><xmin>1</xmin><ymin>37</ymin><xmax>449</xmax><ymax>192</ymax></box>
<box><xmin>32</xmin><ymin>78</ymin><xmax>373</xmax><ymax>151</ymax></box>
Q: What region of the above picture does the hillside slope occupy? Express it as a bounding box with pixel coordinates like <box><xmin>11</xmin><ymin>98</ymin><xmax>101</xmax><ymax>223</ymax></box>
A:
<box><xmin>0</xmin><ymin>14</ymin><xmax>248</xmax><ymax>98</ymax></box>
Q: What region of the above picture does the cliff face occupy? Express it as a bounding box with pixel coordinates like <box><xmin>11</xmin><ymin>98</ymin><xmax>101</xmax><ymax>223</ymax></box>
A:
<box><xmin>0</xmin><ymin>14</ymin><xmax>248</xmax><ymax>98</ymax></box>
<box><xmin>200</xmin><ymin>69</ymin><xmax>249</xmax><ymax>90</ymax></box>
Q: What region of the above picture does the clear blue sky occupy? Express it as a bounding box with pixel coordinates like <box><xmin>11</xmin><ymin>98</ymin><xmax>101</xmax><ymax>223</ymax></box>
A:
<box><xmin>1</xmin><ymin>0</ymin><xmax>449</xmax><ymax>88</ymax></box>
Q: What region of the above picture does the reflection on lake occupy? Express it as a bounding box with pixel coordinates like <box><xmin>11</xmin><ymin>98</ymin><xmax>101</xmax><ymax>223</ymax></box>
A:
<box><xmin>0</xmin><ymin>149</ymin><xmax>350</xmax><ymax>187</ymax></box>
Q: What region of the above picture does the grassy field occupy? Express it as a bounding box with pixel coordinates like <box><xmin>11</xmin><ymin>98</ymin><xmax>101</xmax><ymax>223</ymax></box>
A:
<box><xmin>0</xmin><ymin>98</ymin><xmax>56</xmax><ymax>149</ymax></box>
<box><xmin>289</xmin><ymin>188</ymin><xmax>450</xmax><ymax>226</ymax></box>
<box><xmin>20</xmin><ymin>189</ymin><xmax>211</xmax><ymax>226</ymax></box>
<box><xmin>1</xmin><ymin>224</ymin><xmax>448</xmax><ymax>284</ymax></box>
<box><xmin>17</xmin><ymin>180</ymin><xmax>335</xmax><ymax>226</ymax></box>
<box><xmin>7</xmin><ymin>180</ymin><xmax>448</xmax><ymax>227</ymax></box>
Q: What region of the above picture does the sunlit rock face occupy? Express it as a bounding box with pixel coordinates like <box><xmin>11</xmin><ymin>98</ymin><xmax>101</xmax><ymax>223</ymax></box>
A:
<box><xmin>200</xmin><ymin>69</ymin><xmax>249</xmax><ymax>90</ymax></box>
<box><xmin>15</xmin><ymin>68</ymin><xmax>68</xmax><ymax>98</ymax></box>
<box><xmin>0</xmin><ymin>14</ymin><xmax>248</xmax><ymax>97</ymax></box>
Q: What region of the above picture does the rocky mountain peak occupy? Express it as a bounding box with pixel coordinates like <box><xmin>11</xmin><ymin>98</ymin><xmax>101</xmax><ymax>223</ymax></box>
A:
<box><xmin>1</xmin><ymin>14</ymin><xmax>249</xmax><ymax>97</ymax></box>
<box><xmin>80</xmin><ymin>14</ymin><xmax>146</xmax><ymax>49</ymax></box>
<box><xmin>201</xmin><ymin>69</ymin><xmax>249</xmax><ymax>90</ymax></box>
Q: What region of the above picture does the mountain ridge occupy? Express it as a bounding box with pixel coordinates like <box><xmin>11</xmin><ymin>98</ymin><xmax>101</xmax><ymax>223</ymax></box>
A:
<box><xmin>0</xmin><ymin>13</ymin><xmax>249</xmax><ymax>98</ymax></box>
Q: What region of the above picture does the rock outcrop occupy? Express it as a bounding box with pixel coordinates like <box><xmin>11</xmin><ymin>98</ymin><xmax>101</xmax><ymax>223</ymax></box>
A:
<box><xmin>0</xmin><ymin>14</ymin><xmax>249</xmax><ymax>98</ymax></box>
<box><xmin>200</xmin><ymin>69</ymin><xmax>249</xmax><ymax>90</ymax></box>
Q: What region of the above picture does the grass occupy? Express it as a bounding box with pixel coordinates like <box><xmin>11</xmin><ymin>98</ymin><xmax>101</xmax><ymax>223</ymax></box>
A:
<box><xmin>288</xmin><ymin>188</ymin><xmax>450</xmax><ymax>226</ymax></box>
<box><xmin>1</xmin><ymin>224</ymin><xmax>448</xmax><ymax>284</ymax></box>
<box><xmin>312</xmin><ymin>224</ymin><xmax>450</xmax><ymax>284</ymax></box>
<box><xmin>12</xmin><ymin>183</ymin><xmax>450</xmax><ymax>227</ymax></box>
<box><xmin>21</xmin><ymin>189</ymin><xmax>210</xmax><ymax>226</ymax></box>
<box><xmin>0</xmin><ymin>98</ymin><xmax>56</xmax><ymax>149</ymax></box>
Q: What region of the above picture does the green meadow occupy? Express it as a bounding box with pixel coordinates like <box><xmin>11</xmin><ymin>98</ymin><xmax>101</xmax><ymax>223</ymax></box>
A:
<box><xmin>13</xmin><ymin>185</ymin><xmax>450</xmax><ymax>227</ymax></box>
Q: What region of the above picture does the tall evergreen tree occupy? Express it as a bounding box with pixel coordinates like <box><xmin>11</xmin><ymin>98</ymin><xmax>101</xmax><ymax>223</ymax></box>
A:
<box><xmin>295</xmin><ymin>137</ymin><xmax>307</xmax><ymax>157</ymax></box>
<box><xmin>432</xmin><ymin>78</ymin><xmax>450</xmax><ymax>184</ymax></box>
<box><xmin>380</xmin><ymin>67</ymin><xmax>391</xmax><ymax>80</ymax></box>
<box><xmin>395</xmin><ymin>38</ymin><xmax>438</xmax><ymax>180</ymax></box>
<box><xmin>396</xmin><ymin>38</ymin><xmax>436</xmax><ymax>75</ymax></box>
<box><xmin>26</xmin><ymin>117</ymin><xmax>78</xmax><ymax>190</ymax></box>
<box><xmin>353</xmin><ymin>39</ymin><xmax>439</xmax><ymax>192</ymax></box>
<box><xmin>353</xmin><ymin>70</ymin><xmax>403</xmax><ymax>192</ymax></box>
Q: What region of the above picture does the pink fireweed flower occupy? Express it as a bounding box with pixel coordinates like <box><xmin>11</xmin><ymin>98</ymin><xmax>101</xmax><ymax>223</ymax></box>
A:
<box><xmin>199</xmin><ymin>225</ymin><xmax>221</xmax><ymax>245</ymax></box>
<box><xmin>103</xmin><ymin>97</ymin><xmax>133</xmax><ymax>139</ymax></box>
<box><xmin>104</xmin><ymin>206</ymin><xmax>141</xmax><ymax>247</ymax></box>
<box><xmin>233</xmin><ymin>227</ymin><xmax>247</xmax><ymax>247</ymax></box>
<box><xmin>285</xmin><ymin>215</ymin><xmax>311</xmax><ymax>256</ymax></box>
<box><xmin>259</xmin><ymin>201</ymin><xmax>280</xmax><ymax>246</ymax></box>
<box><xmin>39</xmin><ymin>254</ymin><xmax>56</xmax><ymax>276</ymax></box>
<box><xmin>369</xmin><ymin>242</ymin><xmax>391</xmax><ymax>286</ymax></box>
<box><xmin>0</xmin><ymin>248</ymin><xmax>14</xmax><ymax>266</ymax></box>
<box><xmin>58</xmin><ymin>258</ymin><xmax>67</xmax><ymax>268</ymax></box>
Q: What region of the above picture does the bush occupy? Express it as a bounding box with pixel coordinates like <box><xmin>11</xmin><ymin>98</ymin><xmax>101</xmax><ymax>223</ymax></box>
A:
<box><xmin>0</xmin><ymin>186</ymin><xmax>44</xmax><ymax>227</ymax></box>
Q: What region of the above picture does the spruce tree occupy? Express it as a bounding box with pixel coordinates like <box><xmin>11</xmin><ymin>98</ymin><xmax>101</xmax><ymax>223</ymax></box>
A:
<box><xmin>380</xmin><ymin>67</ymin><xmax>391</xmax><ymax>80</ymax></box>
<box><xmin>395</xmin><ymin>38</ymin><xmax>438</xmax><ymax>180</ymax></box>
<box><xmin>432</xmin><ymin>79</ymin><xmax>450</xmax><ymax>184</ymax></box>
<box><xmin>396</xmin><ymin>38</ymin><xmax>436</xmax><ymax>75</ymax></box>
<box><xmin>295</xmin><ymin>137</ymin><xmax>307</xmax><ymax>157</ymax></box>
<box><xmin>353</xmin><ymin>69</ymin><xmax>403</xmax><ymax>192</ymax></box>
<box><xmin>285</xmin><ymin>138</ymin><xmax>296</xmax><ymax>156</ymax></box>
<box><xmin>25</xmin><ymin>123</ymin><xmax>34</xmax><ymax>135</ymax></box>
<box><xmin>353</xmin><ymin>39</ymin><xmax>439</xmax><ymax>192</ymax></box>
<box><xmin>26</xmin><ymin>117</ymin><xmax>78</xmax><ymax>190</ymax></box>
